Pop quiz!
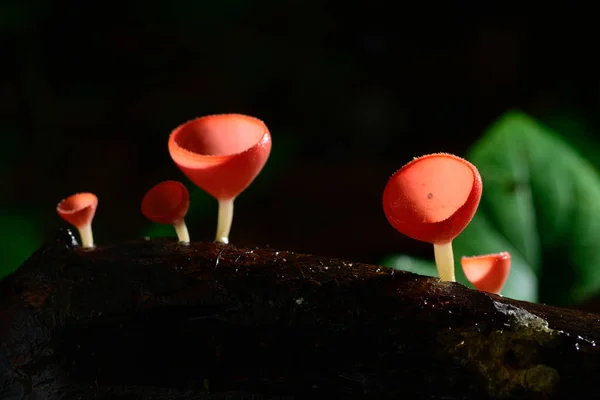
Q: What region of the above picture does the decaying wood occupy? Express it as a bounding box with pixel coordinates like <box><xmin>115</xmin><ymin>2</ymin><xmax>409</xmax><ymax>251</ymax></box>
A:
<box><xmin>1</xmin><ymin>229</ymin><xmax>600</xmax><ymax>400</ymax></box>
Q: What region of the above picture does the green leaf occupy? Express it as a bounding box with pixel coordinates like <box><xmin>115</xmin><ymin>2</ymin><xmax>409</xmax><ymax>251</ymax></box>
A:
<box><xmin>465</xmin><ymin>110</ymin><xmax>600</xmax><ymax>306</ymax></box>
<box><xmin>143</xmin><ymin>223</ymin><xmax>179</xmax><ymax>239</ymax></box>
<box><xmin>540</xmin><ymin>111</ymin><xmax>600</xmax><ymax>175</ymax></box>
<box><xmin>380</xmin><ymin>255</ymin><xmax>438</xmax><ymax>278</ymax></box>
<box><xmin>0</xmin><ymin>212</ymin><xmax>44</xmax><ymax>279</ymax></box>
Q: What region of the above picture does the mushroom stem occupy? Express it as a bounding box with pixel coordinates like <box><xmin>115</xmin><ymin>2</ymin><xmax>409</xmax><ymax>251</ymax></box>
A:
<box><xmin>173</xmin><ymin>219</ymin><xmax>190</xmax><ymax>244</ymax></box>
<box><xmin>433</xmin><ymin>242</ymin><xmax>455</xmax><ymax>282</ymax></box>
<box><xmin>216</xmin><ymin>198</ymin><xmax>235</xmax><ymax>244</ymax></box>
<box><xmin>78</xmin><ymin>224</ymin><xmax>95</xmax><ymax>249</ymax></box>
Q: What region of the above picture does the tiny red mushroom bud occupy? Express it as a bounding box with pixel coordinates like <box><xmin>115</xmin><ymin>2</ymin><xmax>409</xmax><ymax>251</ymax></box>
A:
<box><xmin>168</xmin><ymin>114</ymin><xmax>272</xmax><ymax>244</ymax></box>
<box><xmin>461</xmin><ymin>252</ymin><xmax>511</xmax><ymax>295</ymax></box>
<box><xmin>141</xmin><ymin>180</ymin><xmax>191</xmax><ymax>243</ymax></box>
<box><xmin>382</xmin><ymin>153</ymin><xmax>482</xmax><ymax>282</ymax></box>
<box><xmin>56</xmin><ymin>192</ymin><xmax>98</xmax><ymax>249</ymax></box>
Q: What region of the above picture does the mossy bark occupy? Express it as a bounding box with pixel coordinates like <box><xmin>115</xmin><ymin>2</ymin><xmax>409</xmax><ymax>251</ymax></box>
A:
<box><xmin>1</xmin><ymin>229</ymin><xmax>600</xmax><ymax>399</ymax></box>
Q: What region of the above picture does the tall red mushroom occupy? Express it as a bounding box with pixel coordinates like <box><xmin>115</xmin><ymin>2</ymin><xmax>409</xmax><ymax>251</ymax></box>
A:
<box><xmin>461</xmin><ymin>252</ymin><xmax>511</xmax><ymax>295</ymax></box>
<box><xmin>382</xmin><ymin>153</ymin><xmax>482</xmax><ymax>281</ymax></box>
<box><xmin>141</xmin><ymin>181</ymin><xmax>191</xmax><ymax>243</ymax></box>
<box><xmin>56</xmin><ymin>192</ymin><xmax>98</xmax><ymax>249</ymax></box>
<box><xmin>168</xmin><ymin>114</ymin><xmax>272</xmax><ymax>244</ymax></box>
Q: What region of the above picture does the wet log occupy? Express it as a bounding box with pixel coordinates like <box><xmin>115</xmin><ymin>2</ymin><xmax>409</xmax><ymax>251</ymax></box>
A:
<box><xmin>1</xmin><ymin>229</ymin><xmax>600</xmax><ymax>400</ymax></box>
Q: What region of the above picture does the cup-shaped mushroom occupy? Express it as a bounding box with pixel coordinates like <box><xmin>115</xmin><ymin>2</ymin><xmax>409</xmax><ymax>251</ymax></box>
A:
<box><xmin>141</xmin><ymin>180</ymin><xmax>191</xmax><ymax>243</ymax></box>
<box><xmin>57</xmin><ymin>192</ymin><xmax>98</xmax><ymax>249</ymax></box>
<box><xmin>168</xmin><ymin>114</ymin><xmax>272</xmax><ymax>244</ymax></box>
<box><xmin>461</xmin><ymin>252</ymin><xmax>511</xmax><ymax>295</ymax></box>
<box><xmin>383</xmin><ymin>153</ymin><xmax>482</xmax><ymax>281</ymax></box>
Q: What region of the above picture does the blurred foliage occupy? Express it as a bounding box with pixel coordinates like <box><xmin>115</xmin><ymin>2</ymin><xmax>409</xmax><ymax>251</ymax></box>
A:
<box><xmin>0</xmin><ymin>212</ymin><xmax>44</xmax><ymax>278</ymax></box>
<box><xmin>382</xmin><ymin>111</ymin><xmax>600</xmax><ymax>307</ymax></box>
<box><xmin>541</xmin><ymin>111</ymin><xmax>600</xmax><ymax>173</ymax></box>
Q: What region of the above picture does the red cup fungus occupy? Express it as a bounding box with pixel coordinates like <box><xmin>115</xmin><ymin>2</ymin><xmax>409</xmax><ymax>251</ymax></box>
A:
<box><xmin>141</xmin><ymin>180</ymin><xmax>191</xmax><ymax>243</ymax></box>
<box><xmin>461</xmin><ymin>252</ymin><xmax>511</xmax><ymax>295</ymax></box>
<box><xmin>168</xmin><ymin>113</ymin><xmax>272</xmax><ymax>244</ymax></box>
<box><xmin>382</xmin><ymin>153</ymin><xmax>482</xmax><ymax>282</ymax></box>
<box><xmin>57</xmin><ymin>192</ymin><xmax>98</xmax><ymax>249</ymax></box>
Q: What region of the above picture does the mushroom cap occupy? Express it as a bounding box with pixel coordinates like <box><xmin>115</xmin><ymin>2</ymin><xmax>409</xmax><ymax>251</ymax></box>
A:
<box><xmin>141</xmin><ymin>180</ymin><xmax>190</xmax><ymax>225</ymax></box>
<box><xmin>57</xmin><ymin>192</ymin><xmax>98</xmax><ymax>228</ymax></box>
<box><xmin>461</xmin><ymin>251</ymin><xmax>511</xmax><ymax>294</ymax></box>
<box><xmin>382</xmin><ymin>153</ymin><xmax>482</xmax><ymax>244</ymax></box>
<box><xmin>168</xmin><ymin>114</ymin><xmax>272</xmax><ymax>200</ymax></box>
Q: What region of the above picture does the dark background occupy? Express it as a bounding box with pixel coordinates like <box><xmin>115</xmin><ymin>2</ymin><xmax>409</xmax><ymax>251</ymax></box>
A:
<box><xmin>2</xmin><ymin>6</ymin><xmax>599</xmax><ymax>273</ymax></box>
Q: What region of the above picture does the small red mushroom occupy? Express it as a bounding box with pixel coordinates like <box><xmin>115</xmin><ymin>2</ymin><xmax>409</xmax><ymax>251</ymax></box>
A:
<box><xmin>461</xmin><ymin>252</ymin><xmax>511</xmax><ymax>294</ymax></box>
<box><xmin>168</xmin><ymin>113</ymin><xmax>272</xmax><ymax>244</ymax></box>
<box><xmin>57</xmin><ymin>192</ymin><xmax>98</xmax><ymax>249</ymax></box>
<box><xmin>141</xmin><ymin>180</ymin><xmax>191</xmax><ymax>243</ymax></box>
<box><xmin>382</xmin><ymin>153</ymin><xmax>482</xmax><ymax>281</ymax></box>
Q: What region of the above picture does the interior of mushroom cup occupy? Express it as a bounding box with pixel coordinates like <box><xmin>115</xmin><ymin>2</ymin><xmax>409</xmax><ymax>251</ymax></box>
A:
<box><xmin>58</xmin><ymin>193</ymin><xmax>97</xmax><ymax>213</ymax></box>
<box><xmin>175</xmin><ymin>115</ymin><xmax>266</xmax><ymax>156</ymax></box>
<box><xmin>395</xmin><ymin>157</ymin><xmax>474</xmax><ymax>223</ymax></box>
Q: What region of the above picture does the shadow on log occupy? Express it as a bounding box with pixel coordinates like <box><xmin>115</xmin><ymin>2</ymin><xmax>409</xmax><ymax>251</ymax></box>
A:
<box><xmin>2</xmin><ymin>229</ymin><xmax>600</xmax><ymax>399</ymax></box>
